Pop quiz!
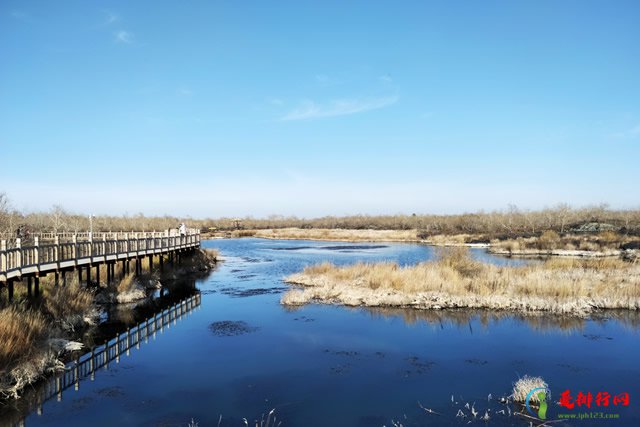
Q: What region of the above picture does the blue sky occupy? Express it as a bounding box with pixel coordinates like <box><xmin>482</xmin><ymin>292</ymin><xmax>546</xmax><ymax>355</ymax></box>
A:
<box><xmin>1</xmin><ymin>1</ymin><xmax>639</xmax><ymax>218</ymax></box>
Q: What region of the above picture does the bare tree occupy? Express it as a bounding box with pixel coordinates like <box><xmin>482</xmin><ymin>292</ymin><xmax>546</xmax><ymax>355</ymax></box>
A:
<box><xmin>49</xmin><ymin>205</ymin><xmax>68</xmax><ymax>233</ymax></box>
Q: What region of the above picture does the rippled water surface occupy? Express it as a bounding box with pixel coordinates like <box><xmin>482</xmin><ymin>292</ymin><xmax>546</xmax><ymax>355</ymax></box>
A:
<box><xmin>17</xmin><ymin>239</ymin><xmax>640</xmax><ymax>426</ymax></box>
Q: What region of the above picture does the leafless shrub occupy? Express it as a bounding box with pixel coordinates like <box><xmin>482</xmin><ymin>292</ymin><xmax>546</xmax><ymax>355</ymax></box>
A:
<box><xmin>512</xmin><ymin>375</ymin><xmax>548</xmax><ymax>403</ymax></box>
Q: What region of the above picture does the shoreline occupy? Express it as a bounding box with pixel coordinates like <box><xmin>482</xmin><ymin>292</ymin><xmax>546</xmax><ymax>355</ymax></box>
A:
<box><xmin>203</xmin><ymin>229</ymin><xmax>639</xmax><ymax>259</ymax></box>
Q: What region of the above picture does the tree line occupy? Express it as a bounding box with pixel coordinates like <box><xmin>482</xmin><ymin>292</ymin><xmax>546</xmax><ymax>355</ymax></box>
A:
<box><xmin>1</xmin><ymin>193</ymin><xmax>639</xmax><ymax>239</ymax></box>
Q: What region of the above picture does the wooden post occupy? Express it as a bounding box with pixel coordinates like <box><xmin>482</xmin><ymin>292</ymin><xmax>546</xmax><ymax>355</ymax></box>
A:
<box><xmin>34</xmin><ymin>275</ymin><xmax>40</xmax><ymax>297</ymax></box>
<box><xmin>62</xmin><ymin>270</ymin><xmax>67</xmax><ymax>287</ymax></box>
<box><xmin>15</xmin><ymin>238</ymin><xmax>22</xmax><ymax>272</ymax></box>
<box><xmin>149</xmin><ymin>255</ymin><xmax>153</xmax><ymax>272</ymax></box>
<box><xmin>27</xmin><ymin>276</ymin><xmax>33</xmax><ymax>296</ymax></box>
<box><xmin>121</xmin><ymin>260</ymin><xmax>126</xmax><ymax>279</ymax></box>
<box><xmin>86</xmin><ymin>265</ymin><xmax>91</xmax><ymax>285</ymax></box>
<box><xmin>1</xmin><ymin>240</ymin><xmax>6</xmax><ymax>276</ymax></box>
<box><xmin>34</xmin><ymin>236</ymin><xmax>39</xmax><ymax>267</ymax></box>
<box><xmin>78</xmin><ymin>267</ymin><xmax>83</xmax><ymax>285</ymax></box>
<box><xmin>115</xmin><ymin>333</ymin><xmax>120</xmax><ymax>363</ymax></box>
<box><xmin>55</xmin><ymin>271</ymin><xmax>59</xmax><ymax>287</ymax></box>
<box><xmin>54</xmin><ymin>236</ymin><xmax>59</xmax><ymax>267</ymax></box>
<box><xmin>159</xmin><ymin>254</ymin><xmax>164</xmax><ymax>272</ymax></box>
<box><xmin>106</xmin><ymin>262</ymin><xmax>111</xmax><ymax>284</ymax></box>
<box><xmin>8</xmin><ymin>279</ymin><xmax>14</xmax><ymax>302</ymax></box>
<box><xmin>96</xmin><ymin>263</ymin><xmax>100</xmax><ymax>285</ymax></box>
<box><xmin>90</xmin><ymin>348</ymin><xmax>95</xmax><ymax>381</ymax></box>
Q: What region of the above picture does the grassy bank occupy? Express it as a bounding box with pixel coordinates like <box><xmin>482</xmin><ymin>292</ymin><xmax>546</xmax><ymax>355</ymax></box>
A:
<box><xmin>0</xmin><ymin>281</ymin><xmax>93</xmax><ymax>399</ymax></box>
<box><xmin>282</xmin><ymin>248</ymin><xmax>640</xmax><ymax>315</ymax></box>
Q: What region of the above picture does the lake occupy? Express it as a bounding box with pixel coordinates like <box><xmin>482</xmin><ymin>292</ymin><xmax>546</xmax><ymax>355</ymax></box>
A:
<box><xmin>13</xmin><ymin>238</ymin><xmax>640</xmax><ymax>426</ymax></box>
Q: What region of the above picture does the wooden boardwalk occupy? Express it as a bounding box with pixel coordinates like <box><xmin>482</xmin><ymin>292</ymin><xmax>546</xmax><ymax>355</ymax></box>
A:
<box><xmin>0</xmin><ymin>230</ymin><xmax>201</xmax><ymax>300</ymax></box>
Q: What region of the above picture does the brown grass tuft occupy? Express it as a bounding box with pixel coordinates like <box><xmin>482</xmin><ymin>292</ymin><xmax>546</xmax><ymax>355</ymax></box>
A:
<box><xmin>116</xmin><ymin>273</ymin><xmax>138</xmax><ymax>295</ymax></box>
<box><xmin>0</xmin><ymin>306</ymin><xmax>49</xmax><ymax>372</ymax></box>
<box><xmin>43</xmin><ymin>282</ymin><xmax>94</xmax><ymax>328</ymax></box>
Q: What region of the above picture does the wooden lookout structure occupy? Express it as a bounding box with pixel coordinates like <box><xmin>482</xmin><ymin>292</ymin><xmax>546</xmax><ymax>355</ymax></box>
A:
<box><xmin>0</xmin><ymin>229</ymin><xmax>201</xmax><ymax>301</ymax></box>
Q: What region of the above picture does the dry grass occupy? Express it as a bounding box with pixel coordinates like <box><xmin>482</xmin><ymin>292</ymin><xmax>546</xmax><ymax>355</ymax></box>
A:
<box><xmin>0</xmin><ymin>306</ymin><xmax>48</xmax><ymax>372</ymax></box>
<box><xmin>512</xmin><ymin>376</ymin><xmax>548</xmax><ymax>403</ymax></box>
<box><xmin>253</xmin><ymin>228</ymin><xmax>418</xmax><ymax>242</ymax></box>
<box><xmin>493</xmin><ymin>231</ymin><xmax>637</xmax><ymax>254</ymax></box>
<box><xmin>202</xmin><ymin>248</ymin><xmax>219</xmax><ymax>262</ymax></box>
<box><xmin>43</xmin><ymin>280</ymin><xmax>95</xmax><ymax>331</ymax></box>
<box><xmin>283</xmin><ymin>248</ymin><xmax>640</xmax><ymax>314</ymax></box>
<box><xmin>0</xmin><ymin>305</ymin><xmax>66</xmax><ymax>399</ymax></box>
<box><xmin>116</xmin><ymin>273</ymin><xmax>138</xmax><ymax>294</ymax></box>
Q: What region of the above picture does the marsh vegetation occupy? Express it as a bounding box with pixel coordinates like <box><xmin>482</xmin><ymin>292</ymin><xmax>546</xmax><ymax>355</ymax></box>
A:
<box><xmin>283</xmin><ymin>248</ymin><xmax>640</xmax><ymax>315</ymax></box>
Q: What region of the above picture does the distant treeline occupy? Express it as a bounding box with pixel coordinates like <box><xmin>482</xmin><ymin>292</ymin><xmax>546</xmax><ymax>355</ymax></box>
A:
<box><xmin>1</xmin><ymin>193</ymin><xmax>639</xmax><ymax>238</ymax></box>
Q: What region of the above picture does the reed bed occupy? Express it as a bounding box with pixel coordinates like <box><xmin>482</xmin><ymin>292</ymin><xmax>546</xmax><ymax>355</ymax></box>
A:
<box><xmin>283</xmin><ymin>248</ymin><xmax>640</xmax><ymax>315</ymax></box>
<box><xmin>253</xmin><ymin>228</ymin><xmax>418</xmax><ymax>242</ymax></box>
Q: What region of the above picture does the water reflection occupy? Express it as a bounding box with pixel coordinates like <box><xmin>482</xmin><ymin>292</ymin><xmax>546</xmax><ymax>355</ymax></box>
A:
<box><xmin>361</xmin><ymin>306</ymin><xmax>640</xmax><ymax>332</ymax></box>
<box><xmin>0</xmin><ymin>293</ymin><xmax>201</xmax><ymax>427</ymax></box>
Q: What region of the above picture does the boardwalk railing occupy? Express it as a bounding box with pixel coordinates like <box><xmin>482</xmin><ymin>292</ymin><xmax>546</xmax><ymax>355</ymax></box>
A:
<box><xmin>0</xmin><ymin>229</ymin><xmax>200</xmax><ymax>283</ymax></box>
<box><xmin>20</xmin><ymin>293</ymin><xmax>201</xmax><ymax>423</ymax></box>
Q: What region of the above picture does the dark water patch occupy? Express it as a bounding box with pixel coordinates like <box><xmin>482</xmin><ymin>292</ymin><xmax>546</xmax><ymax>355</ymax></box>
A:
<box><xmin>219</xmin><ymin>287</ymin><xmax>287</xmax><ymax>298</ymax></box>
<box><xmin>209</xmin><ymin>321</ymin><xmax>259</xmax><ymax>336</ymax></box>
<box><xmin>557</xmin><ymin>363</ymin><xmax>588</xmax><ymax>373</ymax></box>
<box><xmin>329</xmin><ymin>364</ymin><xmax>352</xmax><ymax>375</ymax></box>
<box><xmin>271</xmin><ymin>246</ymin><xmax>313</xmax><ymax>251</ymax></box>
<box><xmin>583</xmin><ymin>334</ymin><xmax>613</xmax><ymax>340</ymax></box>
<box><xmin>465</xmin><ymin>358</ymin><xmax>489</xmax><ymax>366</ymax></box>
<box><xmin>404</xmin><ymin>356</ymin><xmax>436</xmax><ymax>375</ymax></box>
<box><xmin>293</xmin><ymin>316</ymin><xmax>315</xmax><ymax>322</ymax></box>
<box><xmin>324</xmin><ymin>349</ymin><xmax>360</xmax><ymax>358</ymax></box>
<box><xmin>71</xmin><ymin>396</ymin><xmax>94</xmax><ymax>411</ymax></box>
<box><xmin>241</xmin><ymin>257</ymin><xmax>265</xmax><ymax>263</ymax></box>
<box><xmin>230</xmin><ymin>269</ymin><xmax>244</xmax><ymax>273</ymax></box>
<box><xmin>237</xmin><ymin>274</ymin><xmax>257</xmax><ymax>279</ymax></box>
<box><xmin>321</xmin><ymin>245</ymin><xmax>388</xmax><ymax>251</ymax></box>
<box><xmin>95</xmin><ymin>386</ymin><xmax>125</xmax><ymax>398</ymax></box>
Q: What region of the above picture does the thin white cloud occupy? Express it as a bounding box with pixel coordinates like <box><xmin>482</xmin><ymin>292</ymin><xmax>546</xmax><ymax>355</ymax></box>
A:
<box><xmin>268</xmin><ymin>98</ymin><xmax>284</xmax><ymax>106</ymax></box>
<box><xmin>281</xmin><ymin>96</ymin><xmax>398</xmax><ymax>121</ymax></box>
<box><xmin>611</xmin><ymin>124</ymin><xmax>640</xmax><ymax>139</ymax></box>
<box><xmin>379</xmin><ymin>75</ymin><xmax>393</xmax><ymax>83</ymax></box>
<box><xmin>104</xmin><ymin>12</ymin><xmax>119</xmax><ymax>25</ymax></box>
<box><xmin>114</xmin><ymin>30</ymin><xmax>133</xmax><ymax>44</ymax></box>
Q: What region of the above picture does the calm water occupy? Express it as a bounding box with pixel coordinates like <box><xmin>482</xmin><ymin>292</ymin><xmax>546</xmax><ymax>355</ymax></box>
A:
<box><xmin>16</xmin><ymin>239</ymin><xmax>640</xmax><ymax>426</ymax></box>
